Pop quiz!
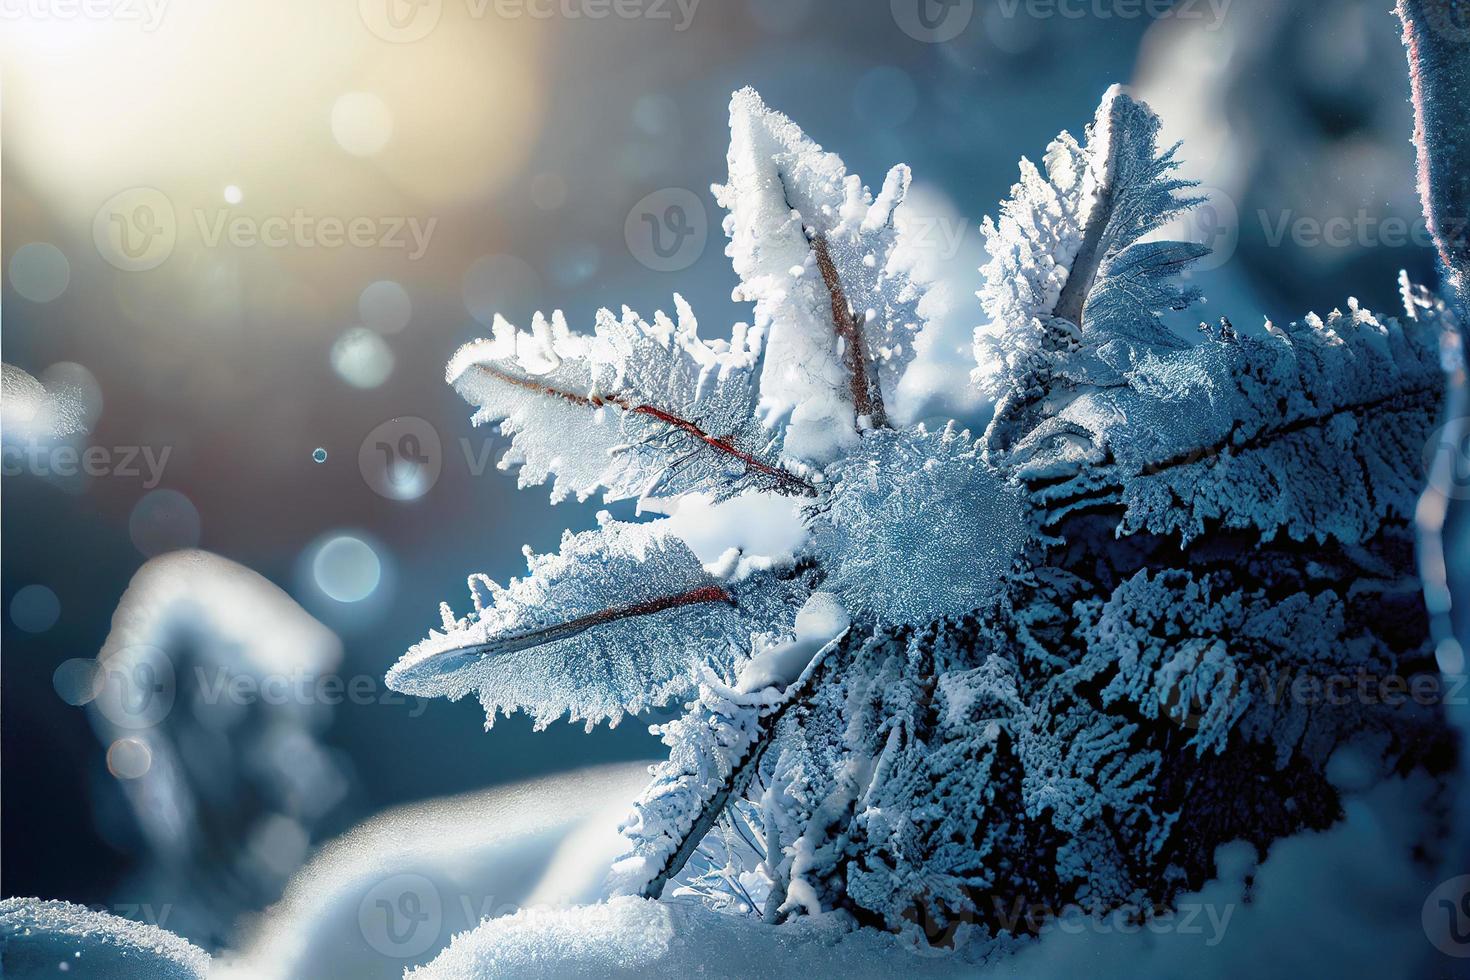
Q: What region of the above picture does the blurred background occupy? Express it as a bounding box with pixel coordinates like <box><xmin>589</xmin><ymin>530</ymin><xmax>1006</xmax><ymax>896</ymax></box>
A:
<box><xmin>1</xmin><ymin>0</ymin><xmax>1447</xmax><ymax>955</ymax></box>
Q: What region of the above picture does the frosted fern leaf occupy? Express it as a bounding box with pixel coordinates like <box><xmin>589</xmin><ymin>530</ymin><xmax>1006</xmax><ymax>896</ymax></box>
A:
<box><xmin>386</xmin><ymin>85</ymin><xmax>1460</xmax><ymax>950</ymax></box>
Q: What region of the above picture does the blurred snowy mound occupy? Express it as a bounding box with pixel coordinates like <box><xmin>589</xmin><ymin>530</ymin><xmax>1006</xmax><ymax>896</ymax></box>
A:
<box><xmin>1</xmin><ymin>362</ymin><xmax>95</xmax><ymax>442</ymax></box>
<box><xmin>214</xmin><ymin>761</ymin><xmax>651</xmax><ymax>980</ymax></box>
<box><xmin>79</xmin><ymin>550</ymin><xmax>347</xmax><ymax>948</ymax></box>
<box><xmin>0</xmin><ymin>898</ymin><xmax>209</xmax><ymax>979</ymax></box>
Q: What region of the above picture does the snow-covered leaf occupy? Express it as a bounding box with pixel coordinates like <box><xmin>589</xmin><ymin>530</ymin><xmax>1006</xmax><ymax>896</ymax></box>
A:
<box><xmin>448</xmin><ymin>299</ymin><xmax>810</xmax><ymax>504</ymax></box>
<box><xmin>388</xmin><ymin>518</ymin><xmax>817</xmax><ymax>730</ymax></box>
<box><xmin>977</xmin><ymin>85</ymin><xmax>1204</xmax><ymax>433</ymax></box>
<box><xmin>716</xmin><ymin>87</ymin><xmax>936</xmax><ymax>462</ymax></box>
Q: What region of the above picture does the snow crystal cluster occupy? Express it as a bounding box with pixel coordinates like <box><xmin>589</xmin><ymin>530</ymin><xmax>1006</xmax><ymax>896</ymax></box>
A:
<box><xmin>0</xmin><ymin>898</ymin><xmax>209</xmax><ymax>980</ymax></box>
<box><xmin>386</xmin><ymin>82</ymin><xmax>1461</xmax><ymax>961</ymax></box>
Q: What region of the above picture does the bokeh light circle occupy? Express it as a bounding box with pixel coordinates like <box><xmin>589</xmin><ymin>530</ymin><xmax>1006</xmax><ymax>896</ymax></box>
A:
<box><xmin>9</xmin><ymin>243</ymin><xmax>70</xmax><ymax>303</ymax></box>
<box><xmin>129</xmin><ymin>489</ymin><xmax>202</xmax><ymax>557</ymax></box>
<box><xmin>313</xmin><ymin>535</ymin><xmax>382</xmax><ymax>602</ymax></box>
<box><xmin>358</xmin><ymin>280</ymin><xmax>412</xmax><ymax>334</ymax></box>
<box><xmin>331</xmin><ymin>92</ymin><xmax>394</xmax><ymax>157</ymax></box>
<box><xmin>53</xmin><ymin>658</ymin><xmax>102</xmax><ymax>706</ymax></box>
<box><xmin>10</xmin><ymin>584</ymin><xmax>61</xmax><ymax>633</ymax></box>
<box><xmin>331</xmin><ymin>328</ymin><xmax>395</xmax><ymax>388</ymax></box>
<box><xmin>106</xmin><ymin>737</ymin><xmax>153</xmax><ymax>779</ymax></box>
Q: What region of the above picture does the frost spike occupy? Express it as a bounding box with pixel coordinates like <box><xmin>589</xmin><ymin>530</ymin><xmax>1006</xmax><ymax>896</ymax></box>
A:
<box><xmin>390</xmin><ymin>584</ymin><xmax>735</xmax><ymax>688</ymax></box>
<box><xmin>465</xmin><ymin>363</ymin><xmax>816</xmax><ymax>495</ymax></box>
<box><xmin>809</xmin><ymin>232</ymin><xmax>886</xmax><ymax>428</ymax></box>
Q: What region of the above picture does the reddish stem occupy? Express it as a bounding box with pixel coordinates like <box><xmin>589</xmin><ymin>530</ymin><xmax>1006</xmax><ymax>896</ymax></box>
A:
<box><xmin>469</xmin><ymin>364</ymin><xmax>816</xmax><ymax>494</ymax></box>
<box><xmin>809</xmin><ymin>234</ymin><xmax>886</xmax><ymax>428</ymax></box>
<box><xmin>484</xmin><ymin>583</ymin><xmax>735</xmax><ymax>654</ymax></box>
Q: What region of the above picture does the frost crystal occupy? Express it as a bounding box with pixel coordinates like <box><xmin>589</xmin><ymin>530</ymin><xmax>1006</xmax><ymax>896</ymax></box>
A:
<box><xmin>387</xmin><ymin>85</ymin><xmax>1459</xmax><ymax>951</ymax></box>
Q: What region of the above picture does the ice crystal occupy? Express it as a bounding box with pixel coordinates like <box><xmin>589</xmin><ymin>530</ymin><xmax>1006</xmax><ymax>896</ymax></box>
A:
<box><xmin>387</xmin><ymin>85</ymin><xmax>1459</xmax><ymax>948</ymax></box>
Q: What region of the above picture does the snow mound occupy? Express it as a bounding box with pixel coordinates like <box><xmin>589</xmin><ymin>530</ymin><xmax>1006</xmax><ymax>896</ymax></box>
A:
<box><xmin>408</xmin><ymin>895</ymin><xmax>973</xmax><ymax>980</ymax></box>
<box><xmin>215</xmin><ymin>762</ymin><xmax>652</xmax><ymax>980</ymax></box>
<box><xmin>0</xmin><ymin>898</ymin><xmax>209</xmax><ymax>979</ymax></box>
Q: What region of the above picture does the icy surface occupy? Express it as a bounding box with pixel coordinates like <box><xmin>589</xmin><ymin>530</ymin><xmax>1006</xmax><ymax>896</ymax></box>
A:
<box><xmin>1</xmin><ymin>361</ymin><xmax>91</xmax><ymax>442</ymax></box>
<box><xmin>810</xmin><ymin>425</ymin><xmax>1027</xmax><ymax>625</ymax></box>
<box><xmin>391</xmin><ymin>770</ymin><xmax>1448</xmax><ymax>980</ymax></box>
<box><xmin>0</xmin><ymin>898</ymin><xmax>209</xmax><ymax>980</ymax></box>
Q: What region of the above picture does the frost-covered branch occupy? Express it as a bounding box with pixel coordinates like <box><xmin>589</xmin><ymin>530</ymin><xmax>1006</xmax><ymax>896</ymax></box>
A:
<box><xmin>1398</xmin><ymin>0</ymin><xmax>1470</xmax><ymax>316</ymax></box>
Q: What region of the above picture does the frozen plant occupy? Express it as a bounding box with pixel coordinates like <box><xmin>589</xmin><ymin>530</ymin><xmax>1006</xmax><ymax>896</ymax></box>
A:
<box><xmin>387</xmin><ymin>85</ymin><xmax>1460</xmax><ymax>948</ymax></box>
